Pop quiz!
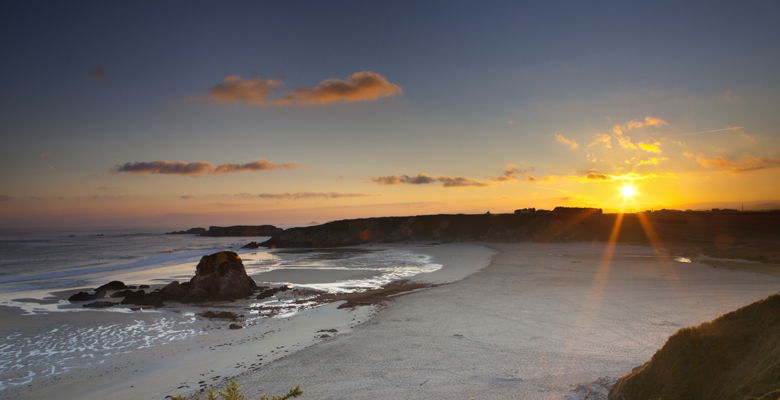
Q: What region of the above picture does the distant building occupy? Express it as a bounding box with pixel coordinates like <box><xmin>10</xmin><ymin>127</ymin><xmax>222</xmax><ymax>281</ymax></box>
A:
<box><xmin>514</xmin><ymin>208</ymin><xmax>536</xmax><ymax>214</ymax></box>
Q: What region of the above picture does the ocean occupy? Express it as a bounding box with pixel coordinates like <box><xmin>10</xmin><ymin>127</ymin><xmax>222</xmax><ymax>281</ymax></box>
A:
<box><xmin>0</xmin><ymin>228</ymin><xmax>442</xmax><ymax>391</ymax></box>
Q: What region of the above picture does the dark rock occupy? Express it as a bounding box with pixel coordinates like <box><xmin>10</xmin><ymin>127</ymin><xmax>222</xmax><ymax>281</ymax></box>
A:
<box><xmin>199</xmin><ymin>311</ymin><xmax>240</xmax><ymax>320</ymax></box>
<box><xmin>228</xmin><ymin>323</ymin><xmax>242</xmax><ymax>329</ymax></box>
<box><xmin>202</xmin><ymin>225</ymin><xmax>283</xmax><ymax>237</ymax></box>
<box><xmin>96</xmin><ymin>281</ymin><xmax>127</xmax><ymax>292</ymax></box>
<box><xmin>242</xmin><ymin>241</ymin><xmax>261</xmax><ymax>249</ymax></box>
<box><xmin>68</xmin><ymin>291</ymin><xmax>104</xmax><ymax>302</ymax></box>
<box><xmin>183</xmin><ymin>251</ymin><xmax>257</xmax><ymax>302</ymax></box>
<box><xmin>120</xmin><ymin>291</ymin><xmax>165</xmax><ymax>307</ymax></box>
<box><xmin>166</xmin><ymin>227</ymin><xmax>207</xmax><ymax>235</ymax></box>
<box><xmin>138</xmin><ymin>284</ymin><xmax>150</xmax><ymax>289</ymax></box>
<box><xmin>83</xmin><ymin>301</ymin><xmax>117</xmax><ymax>308</ymax></box>
<box><xmin>256</xmin><ymin>285</ymin><xmax>291</xmax><ymax>300</ymax></box>
<box><xmin>127</xmin><ymin>285</ymin><xmax>137</xmax><ymax>289</ymax></box>
<box><xmin>110</xmin><ymin>289</ymin><xmax>145</xmax><ymax>298</ymax></box>
<box><xmin>159</xmin><ymin>281</ymin><xmax>189</xmax><ymax>299</ymax></box>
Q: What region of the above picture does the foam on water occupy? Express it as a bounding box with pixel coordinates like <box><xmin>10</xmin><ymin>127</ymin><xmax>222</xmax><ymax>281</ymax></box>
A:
<box><xmin>0</xmin><ymin>315</ymin><xmax>201</xmax><ymax>390</ymax></box>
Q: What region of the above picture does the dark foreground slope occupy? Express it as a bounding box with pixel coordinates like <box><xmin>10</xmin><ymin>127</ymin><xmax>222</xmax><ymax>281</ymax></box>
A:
<box><xmin>609</xmin><ymin>293</ymin><xmax>780</xmax><ymax>400</ymax></box>
<box><xmin>261</xmin><ymin>211</ymin><xmax>780</xmax><ymax>262</ymax></box>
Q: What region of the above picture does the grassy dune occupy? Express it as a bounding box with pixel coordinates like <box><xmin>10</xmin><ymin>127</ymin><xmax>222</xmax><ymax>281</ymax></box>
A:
<box><xmin>609</xmin><ymin>293</ymin><xmax>780</xmax><ymax>400</ymax></box>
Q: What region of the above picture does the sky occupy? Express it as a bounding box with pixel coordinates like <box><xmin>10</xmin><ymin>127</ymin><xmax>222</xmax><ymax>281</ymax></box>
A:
<box><xmin>1</xmin><ymin>0</ymin><xmax>779</xmax><ymax>228</ymax></box>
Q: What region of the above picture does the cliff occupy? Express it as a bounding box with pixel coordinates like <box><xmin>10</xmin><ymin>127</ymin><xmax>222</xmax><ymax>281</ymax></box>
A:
<box><xmin>261</xmin><ymin>211</ymin><xmax>780</xmax><ymax>261</ymax></box>
<box><xmin>609</xmin><ymin>293</ymin><xmax>780</xmax><ymax>400</ymax></box>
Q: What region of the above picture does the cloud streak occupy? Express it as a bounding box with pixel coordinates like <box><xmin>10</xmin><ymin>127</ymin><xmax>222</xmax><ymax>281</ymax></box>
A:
<box><xmin>372</xmin><ymin>173</ymin><xmax>488</xmax><ymax>187</ymax></box>
<box><xmin>554</xmin><ymin>133</ymin><xmax>579</xmax><ymax>149</ymax></box>
<box><xmin>115</xmin><ymin>159</ymin><xmax>298</xmax><ymax>176</ymax></box>
<box><xmin>203</xmin><ymin>71</ymin><xmax>401</xmax><ymax>107</ymax></box>
<box><xmin>237</xmin><ymin>192</ymin><xmax>371</xmax><ymax>200</ymax></box>
<box><xmin>685</xmin><ymin>153</ymin><xmax>780</xmax><ymax>172</ymax></box>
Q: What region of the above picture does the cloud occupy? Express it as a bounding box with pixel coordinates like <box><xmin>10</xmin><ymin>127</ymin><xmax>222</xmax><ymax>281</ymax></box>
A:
<box><xmin>589</xmin><ymin>133</ymin><xmax>613</xmax><ymax>149</ymax></box>
<box><xmin>180</xmin><ymin>195</ymin><xmax>195</xmax><ymax>199</ymax></box>
<box><xmin>203</xmin><ymin>71</ymin><xmax>401</xmax><ymax>107</ymax></box>
<box><xmin>554</xmin><ymin>133</ymin><xmax>579</xmax><ymax>149</ymax></box>
<box><xmin>87</xmin><ymin>66</ymin><xmax>106</xmax><ymax>80</ymax></box>
<box><xmin>685</xmin><ymin>153</ymin><xmax>780</xmax><ymax>172</ymax></box>
<box><xmin>276</xmin><ymin>71</ymin><xmax>402</xmax><ymax>106</ymax></box>
<box><xmin>584</xmin><ymin>170</ymin><xmax>611</xmax><ymax>180</ymax></box>
<box><xmin>636</xmin><ymin>157</ymin><xmax>667</xmax><ymax>166</ymax></box>
<box><xmin>115</xmin><ymin>159</ymin><xmax>297</xmax><ymax>176</ymax></box>
<box><xmin>0</xmin><ymin>195</ymin><xmax>11</xmax><ymax>201</ymax></box>
<box><xmin>116</xmin><ymin>160</ymin><xmax>215</xmax><ymax>176</ymax></box>
<box><xmin>213</xmin><ymin>159</ymin><xmax>298</xmax><ymax>174</ymax></box>
<box><xmin>495</xmin><ymin>164</ymin><xmax>520</xmax><ymax>182</ymax></box>
<box><xmin>208</xmin><ymin>75</ymin><xmax>284</xmax><ymax>105</ymax></box>
<box><xmin>371</xmin><ymin>173</ymin><xmax>487</xmax><ymax>187</ymax></box>
<box><xmin>638</xmin><ymin>142</ymin><xmax>662</xmax><ymax>153</ymax></box>
<box><xmin>237</xmin><ymin>192</ymin><xmax>370</xmax><ymax>200</ymax></box>
<box><xmin>608</xmin><ymin>116</ymin><xmax>667</xmax><ymax>149</ymax></box>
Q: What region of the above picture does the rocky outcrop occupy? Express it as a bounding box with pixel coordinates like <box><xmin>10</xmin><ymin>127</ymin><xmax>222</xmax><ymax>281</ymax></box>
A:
<box><xmin>609</xmin><ymin>293</ymin><xmax>780</xmax><ymax>400</ymax></box>
<box><xmin>242</xmin><ymin>241</ymin><xmax>261</xmax><ymax>249</ymax></box>
<box><xmin>256</xmin><ymin>285</ymin><xmax>291</xmax><ymax>300</ymax></box>
<box><xmin>166</xmin><ymin>227</ymin><xmax>207</xmax><ymax>235</ymax></box>
<box><xmin>119</xmin><ymin>251</ymin><xmax>257</xmax><ymax>306</ymax></box>
<box><xmin>202</xmin><ymin>225</ymin><xmax>283</xmax><ymax>237</ymax></box>
<box><xmin>95</xmin><ymin>281</ymin><xmax>127</xmax><ymax>292</ymax></box>
<box><xmin>68</xmin><ymin>280</ymin><xmax>127</xmax><ymax>302</ymax></box>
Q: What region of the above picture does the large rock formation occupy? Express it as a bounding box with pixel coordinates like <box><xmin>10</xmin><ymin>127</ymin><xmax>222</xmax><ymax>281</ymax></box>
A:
<box><xmin>120</xmin><ymin>251</ymin><xmax>257</xmax><ymax>306</ymax></box>
<box><xmin>184</xmin><ymin>251</ymin><xmax>257</xmax><ymax>301</ymax></box>
<box><xmin>609</xmin><ymin>293</ymin><xmax>780</xmax><ymax>400</ymax></box>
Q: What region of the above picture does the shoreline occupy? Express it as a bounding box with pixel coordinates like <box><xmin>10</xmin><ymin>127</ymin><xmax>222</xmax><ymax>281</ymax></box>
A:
<box><xmin>0</xmin><ymin>243</ymin><xmax>495</xmax><ymax>400</ymax></box>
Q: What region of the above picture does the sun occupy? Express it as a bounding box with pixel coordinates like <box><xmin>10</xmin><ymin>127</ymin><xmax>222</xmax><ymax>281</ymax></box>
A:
<box><xmin>619</xmin><ymin>183</ymin><xmax>638</xmax><ymax>200</ymax></box>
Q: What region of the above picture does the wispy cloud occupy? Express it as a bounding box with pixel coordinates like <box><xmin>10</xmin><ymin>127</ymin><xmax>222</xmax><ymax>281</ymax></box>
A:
<box><xmin>371</xmin><ymin>173</ymin><xmax>488</xmax><ymax>187</ymax></box>
<box><xmin>236</xmin><ymin>192</ymin><xmax>371</xmax><ymax>200</ymax></box>
<box><xmin>201</xmin><ymin>71</ymin><xmax>401</xmax><ymax>107</ymax></box>
<box><xmin>588</xmin><ymin>116</ymin><xmax>668</xmax><ymax>153</ymax></box>
<box><xmin>684</xmin><ymin>152</ymin><xmax>780</xmax><ymax>172</ymax></box>
<box><xmin>213</xmin><ymin>159</ymin><xmax>298</xmax><ymax>174</ymax></box>
<box><xmin>208</xmin><ymin>76</ymin><xmax>284</xmax><ymax>105</ymax></box>
<box><xmin>115</xmin><ymin>159</ymin><xmax>298</xmax><ymax>176</ymax></box>
<box><xmin>554</xmin><ymin>133</ymin><xmax>579</xmax><ymax>149</ymax></box>
<box><xmin>589</xmin><ymin>133</ymin><xmax>613</xmax><ymax>149</ymax></box>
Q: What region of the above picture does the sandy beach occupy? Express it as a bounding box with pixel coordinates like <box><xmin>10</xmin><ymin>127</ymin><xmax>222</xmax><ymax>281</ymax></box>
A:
<box><xmin>2</xmin><ymin>242</ymin><xmax>779</xmax><ymax>399</ymax></box>
<box><xmin>228</xmin><ymin>242</ymin><xmax>780</xmax><ymax>400</ymax></box>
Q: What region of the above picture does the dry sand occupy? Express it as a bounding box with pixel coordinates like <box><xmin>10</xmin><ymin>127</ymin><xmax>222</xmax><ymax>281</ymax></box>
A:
<box><xmin>230</xmin><ymin>242</ymin><xmax>780</xmax><ymax>400</ymax></box>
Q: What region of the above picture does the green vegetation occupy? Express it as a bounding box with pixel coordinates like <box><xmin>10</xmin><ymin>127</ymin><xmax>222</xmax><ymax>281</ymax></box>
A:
<box><xmin>171</xmin><ymin>381</ymin><xmax>302</xmax><ymax>400</ymax></box>
<box><xmin>609</xmin><ymin>293</ymin><xmax>780</xmax><ymax>400</ymax></box>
